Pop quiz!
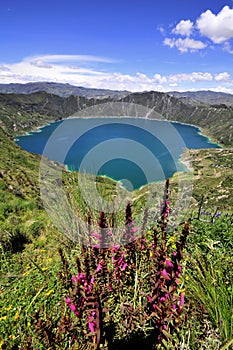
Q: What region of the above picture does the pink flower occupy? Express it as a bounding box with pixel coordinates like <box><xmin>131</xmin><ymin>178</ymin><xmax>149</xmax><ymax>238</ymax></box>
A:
<box><xmin>70</xmin><ymin>304</ymin><xmax>76</xmax><ymax>312</ymax></box>
<box><xmin>165</xmin><ymin>259</ymin><xmax>174</xmax><ymax>268</ymax></box>
<box><xmin>161</xmin><ymin>269</ymin><xmax>170</xmax><ymax>280</ymax></box>
<box><xmin>160</xmin><ymin>293</ymin><xmax>169</xmax><ymax>302</ymax></box>
<box><xmin>147</xmin><ymin>295</ymin><xmax>153</xmax><ymax>303</ymax></box>
<box><xmin>91</xmin><ymin>232</ymin><xmax>101</xmax><ymax>239</ymax></box>
<box><xmin>88</xmin><ymin>321</ymin><xmax>95</xmax><ymax>333</ymax></box>
<box><xmin>96</xmin><ymin>262</ymin><xmax>102</xmax><ymax>272</ymax></box>
<box><xmin>131</xmin><ymin>226</ymin><xmax>139</xmax><ymax>233</ymax></box>
<box><xmin>160</xmin><ymin>296</ymin><xmax>166</xmax><ymax>302</ymax></box>
<box><xmin>77</xmin><ymin>273</ymin><xmax>86</xmax><ymax>282</ymax></box>
<box><xmin>72</xmin><ymin>275</ymin><xmax>77</xmax><ymax>284</ymax></box>
<box><xmin>66</xmin><ymin>297</ymin><xmax>71</xmax><ymax>305</ymax></box>
<box><xmin>122</xmin><ymin>263</ymin><xmax>127</xmax><ymax>270</ymax></box>
<box><xmin>180</xmin><ymin>292</ymin><xmax>185</xmax><ymax>307</ymax></box>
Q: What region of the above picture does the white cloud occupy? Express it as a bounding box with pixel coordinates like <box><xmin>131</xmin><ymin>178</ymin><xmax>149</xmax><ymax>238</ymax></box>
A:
<box><xmin>172</xmin><ymin>20</ymin><xmax>194</xmax><ymax>37</ymax></box>
<box><xmin>0</xmin><ymin>64</ymin><xmax>10</xmax><ymax>72</ymax></box>
<box><xmin>25</xmin><ymin>54</ymin><xmax>116</xmax><ymax>64</ymax></box>
<box><xmin>223</xmin><ymin>42</ymin><xmax>233</xmax><ymax>54</ymax></box>
<box><xmin>214</xmin><ymin>72</ymin><xmax>231</xmax><ymax>82</ymax></box>
<box><xmin>196</xmin><ymin>6</ymin><xmax>233</xmax><ymax>44</ymax></box>
<box><xmin>0</xmin><ymin>55</ymin><xmax>232</xmax><ymax>94</ymax></box>
<box><xmin>168</xmin><ymin>72</ymin><xmax>213</xmax><ymax>83</ymax></box>
<box><xmin>210</xmin><ymin>86</ymin><xmax>233</xmax><ymax>94</ymax></box>
<box><xmin>157</xmin><ymin>25</ymin><xmax>166</xmax><ymax>36</ymax></box>
<box><xmin>164</xmin><ymin>37</ymin><xmax>207</xmax><ymax>52</ymax></box>
<box><xmin>30</xmin><ymin>60</ymin><xmax>52</xmax><ymax>69</ymax></box>
<box><xmin>153</xmin><ymin>74</ymin><xmax>167</xmax><ymax>84</ymax></box>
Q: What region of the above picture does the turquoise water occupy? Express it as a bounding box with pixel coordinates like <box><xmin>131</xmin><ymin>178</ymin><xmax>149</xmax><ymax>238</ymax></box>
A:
<box><xmin>16</xmin><ymin>117</ymin><xmax>220</xmax><ymax>190</ymax></box>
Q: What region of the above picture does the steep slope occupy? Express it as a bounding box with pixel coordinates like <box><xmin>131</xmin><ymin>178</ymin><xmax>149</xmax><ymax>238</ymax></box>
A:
<box><xmin>120</xmin><ymin>91</ymin><xmax>233</xmax><ymax>146</ymax></box>
<box><xmin>0</xmin><ymin>91</ymin><xmax>111</xmax><ymax>135</ymax></box>
<box><xmin>168</xmin><ymin>90</ymin><xmax>233</xmax><ymax>107</ymax></box>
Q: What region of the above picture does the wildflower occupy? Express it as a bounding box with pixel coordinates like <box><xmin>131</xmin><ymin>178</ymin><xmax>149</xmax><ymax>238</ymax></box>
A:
<box><xmin>77</xmin><ymin>273</ymin><xmax>86</xmax><ymax>283</ymax></box>
<box><xmin>0</xmin><ymin>316</ymin><xmax>7</xmax><ymax>321</ymax></box>
<box><xmin>41</xmin><ymin>267</ymin><xmax>47</xmax><ymax>271</ymax></box>
<box><xmin>165</xmin><ymin>259</ymin><xmax>174</xmax><ymax>268</ymax></box>
<box><xmin>87</xmin><ymin>314</ymin><xmax>96</xmax><ymax>333</ymax></box>
<box><xmin>131</xmin><ymin>226</ymin><xmax>139</xmax><ymax>233</ymax></box>
<box><xmin>70</xmin><ymin>304</ymin><xmax>76</xmax><ymax>312</ymax></box>
<box><xmin>22</xmin><ymin>271</ymin><xmax>30</xmax><ymax>276</ymax></box>
<box><xmin>72</xmin><ymin>275</ymin><xmax>78</xmax><ymax>284</ymax></box>
<box><xmin>5</xmin><ymin>305</ymin><xmax>12</xmax><ymax>311</ymax></box>
<box><xmin>44</xmin><ymin>289</ymin><xmax>54</xmax><ymax>297</ymax></box>
<box><xmin>66</xmin><ymin>297</ymin><xmax>71</xmax><ymax>305</ymax></box>
<box><xmin>180</xmin><ymin>292</ymin><xmax>185</xmax><ymax>307</ymax></box>
<box><xmin>91</xmin><ymin>233</ymin><xmax>101</xmax><ymax>240</ymax></box>
<box><xmin>147</xmin><ymin>295</ymin><xmax>153</xmax><ymax>303</ymax></box>
<box><xmin>88</xmin><ymin>321</ymin><xmax>95</xmax><ymax>333</ymax></box>
<box><xmin>14</xmin><ymin>311</ymin><xmax>20</xmax><ymax>320</ymax></box>
<box><xmin>122</xmin><ymin>263</ymin><xmax>127</xmax><ymax>270</ymax></box>
<box><xmin>161</xmin><ymin>269</ymin><xmax>170</xmax><ymax>280</ymax></box>
<box><xmin>96</xmin><ymin>262</ymin><xmax>102</xmax><ymax>272</ymax></box>
<box><xmin>8</xmin><ymin>335</ymin><xmax>16</xmax><ymax>340</ymax></box>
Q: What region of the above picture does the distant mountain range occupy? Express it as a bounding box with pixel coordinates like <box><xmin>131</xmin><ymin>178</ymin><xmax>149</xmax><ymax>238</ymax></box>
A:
<box><xmin>0</xmin><ymin>82</ymin><xmax>233</xmax><ymax>107</ymax></box>
<box><xmin>0</xmin><ymin>82</ymin><xmax>129</xmax><ymax>99</ymax></box>
<box><xmin>168</xmin><ymin>90</ymin><xmax>233</xmax><ymax>107</ymax></box>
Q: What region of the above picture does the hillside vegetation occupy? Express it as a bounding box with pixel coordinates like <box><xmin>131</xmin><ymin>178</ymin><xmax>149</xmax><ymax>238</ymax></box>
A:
<box><xmin>0</xmin><ymin>88</ymin><xmax>233</xmax><ymax>349</ymax></box>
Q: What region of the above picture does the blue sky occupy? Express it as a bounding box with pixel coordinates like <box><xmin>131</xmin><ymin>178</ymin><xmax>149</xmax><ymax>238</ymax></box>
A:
<box><xmin>1</xmin><ymin>0</ymin><xmax>233</xmax><ymax>92</ymax></box>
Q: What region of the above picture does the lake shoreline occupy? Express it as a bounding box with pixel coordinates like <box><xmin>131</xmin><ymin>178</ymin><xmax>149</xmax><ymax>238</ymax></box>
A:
<box><xmin>15</xmin><ymin>115</ymin><xmax>221</xmax><ymax>149</ymax></box>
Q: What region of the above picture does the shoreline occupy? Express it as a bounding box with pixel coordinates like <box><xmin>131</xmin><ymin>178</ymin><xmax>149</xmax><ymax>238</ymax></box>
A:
<box><xmin>15</xmin><ymin>115</ymin><xmax>221</xmax><ymax>148</ymax></box>
<box><xmin>14</xmin><ymin>116</ymin><xmax>219</xmax><ymax>192</ymax></box>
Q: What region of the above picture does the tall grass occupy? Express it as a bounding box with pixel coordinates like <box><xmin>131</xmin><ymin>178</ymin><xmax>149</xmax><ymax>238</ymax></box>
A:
<box><xmin>186</xmin><ymin>244</ymin><xmax>233</xmax><ymax>348</ymax></box>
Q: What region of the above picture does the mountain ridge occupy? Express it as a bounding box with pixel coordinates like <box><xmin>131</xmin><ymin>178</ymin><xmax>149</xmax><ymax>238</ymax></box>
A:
<box><xmin>0</xmin><ymin>89</ymin><xmax>232</xmax><ymax>146</ymax></box>
<box><xmin>1</xmin><ymin>82</ymin><xmax>233</xmax><ymax>107</ymax></box>
<box><xmin>0</xmin><ymin>82</ymin><xmax>129</xmax><ymax>99</ymax></box>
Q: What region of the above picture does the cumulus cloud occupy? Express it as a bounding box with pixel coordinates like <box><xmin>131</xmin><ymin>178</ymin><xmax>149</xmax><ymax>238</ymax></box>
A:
<box><xmin>164</xmin><ymin>37</ymin><xmax>207</xmax><ymax>52</ymax></box>
<box><xmin>214</xmin><ymin>72</ymin><xmax>231</xmax><ymax>82</ymax></box>
<box><xmin>168</xmin><ymin>72</ymin><xmax>213</xmax><ymax>83</ymax></box>
<box><xmin>172</xmin><ymin>19</ymin><xmax>194</xmax><ymax>37</ymax></box>
<box><xmin>153</xmin><ymin>74</ymin><xmax>167</xmax><ymax>84</ymax></box>
<box><xmin>196</xmin><ymin>6</ymin><xmax>233</xmax><ymax>44</ymax></box>
<box><xmin>0</xmin><ymin>54</ymin><xmax>232</xmax><ymax>93</ymax></box>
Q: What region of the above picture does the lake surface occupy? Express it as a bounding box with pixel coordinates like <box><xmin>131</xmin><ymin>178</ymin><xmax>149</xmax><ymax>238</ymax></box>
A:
<box><xmin>16</xmin><ymin>117</ymin><xmax>220</xmax><ymax>190</ymax></box>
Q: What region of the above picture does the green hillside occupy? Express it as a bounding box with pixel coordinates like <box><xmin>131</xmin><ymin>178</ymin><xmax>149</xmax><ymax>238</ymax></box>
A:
<box><xmin>0</xmin><ymin>91</ymin><xmax>232</xmax><ymax>349</ymax></box>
